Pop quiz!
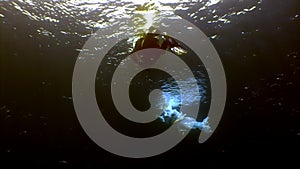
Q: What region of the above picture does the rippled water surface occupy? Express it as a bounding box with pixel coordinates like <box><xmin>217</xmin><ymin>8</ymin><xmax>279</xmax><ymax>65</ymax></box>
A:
<box><xmin>1</xmin><ymin>0</ymin><xmax>264</xmax><ymax>38</ymax></box>
<box><xmin>0</xmin><ymin>0</ymin><xmax>299</xmax><ymax>167</ymax></box>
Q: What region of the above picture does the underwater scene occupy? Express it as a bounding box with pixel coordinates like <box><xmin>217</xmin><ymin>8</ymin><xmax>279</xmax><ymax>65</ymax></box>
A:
<box><xmin>0</xmin><ymin>0</ymin><xmax>299</xmax><ymax>168</ymax></box>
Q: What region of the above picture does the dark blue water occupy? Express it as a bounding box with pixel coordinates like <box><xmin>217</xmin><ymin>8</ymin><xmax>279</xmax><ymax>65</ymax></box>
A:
<box><xmin>0</xmin><ymin>0</ymin><xmax>299</xmax><ymax>168</ymax></box>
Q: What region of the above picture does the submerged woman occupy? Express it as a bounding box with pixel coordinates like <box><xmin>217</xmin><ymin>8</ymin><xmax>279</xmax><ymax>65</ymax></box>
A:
<box><xmin>131</xmin><ymin>26</ymin><xmax>187</xmax><ymax>67</ymax></box>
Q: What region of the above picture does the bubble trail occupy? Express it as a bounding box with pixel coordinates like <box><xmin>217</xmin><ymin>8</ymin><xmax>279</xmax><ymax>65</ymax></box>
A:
<box><xmin>158</xmin><ymin>78</ymin><xmax>212</xmax><ymax>135</ymax></box>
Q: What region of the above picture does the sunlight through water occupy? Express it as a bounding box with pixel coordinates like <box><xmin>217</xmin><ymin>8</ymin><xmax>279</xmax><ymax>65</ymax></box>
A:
<box><xmin>1</xmin><ymin>0</ymin><xmax>263</xmax><ymax>133</ymax></box>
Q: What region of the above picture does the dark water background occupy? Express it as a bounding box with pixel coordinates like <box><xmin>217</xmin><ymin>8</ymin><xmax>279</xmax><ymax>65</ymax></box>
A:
<box><xmin>0</xmin><ymin>0</ymin><xmax>299</xmax><ymax>168</ymax></box>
